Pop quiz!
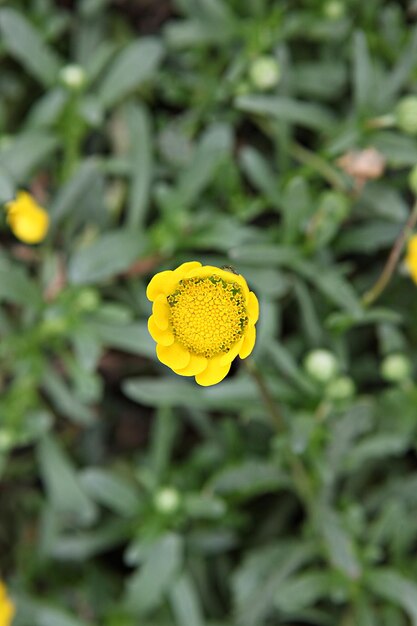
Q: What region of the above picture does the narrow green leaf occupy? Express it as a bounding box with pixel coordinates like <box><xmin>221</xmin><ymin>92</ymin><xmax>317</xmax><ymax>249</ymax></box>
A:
<box><xmin>353</xmin><ymin>30</ymin><xmax>374</xmax><ymax>113</ymax></box>
<box><xmin>80</xmin><ymin>468</ymin><xmax>139</xmax><ymax>517</ymax></box>
<box><xmin>0</xmin><ymin>8</ymin><xmax>61</xmax><ymax>85</ymax></box>
<box><xmin>236</xmin><ymin>95</ymin><xmax>337</xmax><ymax>131</ymax></box>
<box><xmin>37</xmin><ymin>435</ymin><xmax>97</xmax><ymax>526</ymax></box>
<box><xmin>0</xmin><ymin>259</ymin><xmax>41</xmax><ymax>306</ymax></box>
<box><xmin>125</xmin><ymin>102</ymin><xmax>153</xmax><ymax>228</ymax></box>
<box><xmin>319</xmin><ymin>509</ymin><xmax>361</xmax><ymax>579</ymax></box>
<box><xmin>125</xmin><ymin>534</ymin><xmax>183</xmax><ymax>614</ymax></box>
<box><xmin>367</xmin><ymin>569</ymin><xmax>417</xmax><ymax>626</ymax></box>
<box><xmin>0</xmin><ymin>132</ymin><xmax>58</xmax><ymax>182</ymax></box>
<box><xmin>98</xmin><ymin>38</ymin><xmax>164</xmax><ymax>108</ymax></box>
<box><xmin>170</xmin><ymin>574</ymin><xmax>206</xmax><ymax>626</ymax></box>
<box><xmin>68</xmin><ymin>229</ymin><xmax>146</xmax><ymax>284</ymax></box>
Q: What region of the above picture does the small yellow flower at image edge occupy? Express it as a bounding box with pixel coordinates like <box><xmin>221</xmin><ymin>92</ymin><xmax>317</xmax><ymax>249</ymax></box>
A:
<box><xmin>405</xmin><ymin>233</ymin><xmax>417</xmax><ymax>283</ymax></box>
<box><xmin>0</xmin><ymin>580</ymin><xmax>15</xmax><ymax>626</ymax></box>
<box><xmin>4</xmin><ymin>190</ymin><xmax>49</xmax><ymax>244</ymax></box>
<box><xmin>147</xmin><ymin>262</ymin><xmax>259</xmax><ymax>386</ymax></box>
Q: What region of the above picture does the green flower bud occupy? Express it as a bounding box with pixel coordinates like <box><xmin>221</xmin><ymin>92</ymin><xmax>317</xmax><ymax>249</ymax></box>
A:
<box><xmin>76</xmin><ymin>288</ymin><xmax>100</xmax><ymax>312</ymax></box>
<box><xmin>0</xmin><ymin>429</ymin><xmax>13</xmax><ymax>451</ymax></box>
<box><xmin>381</xmin><ymin>353</ymin><xmax>412</xmax><ymax>383</ymax></box>
<box><xmin>325</xmin><ymin>376</ymin><xmax>355</xmax><ymax>400</ymax></box>
<box><xmin>304</xmin><ymin>349</ymin><xmax>339</xmax><ymax>383</ymax></box>
<box><xmin>323</xmin><ymin>0</ymin><xmax>345</xmax><ymax>19</ymax></box>
<box><xmin>396</xmin><ymin>96</ymin><xmax>417</xmax><ymax>135</ymax></box>
<box><xmin>154</xmin><ymin>487</ymin><xmax>181</xmax><ymax>514</ymax></box>
<box><xmin>59</xmin><ymin>64</ymin><xmax>87</xmax><ymax>91</ymax></box>
<box><xmin>249</xmin><ymin>55</ymin><xmax>281</xmax><ymax>91</ymax></box>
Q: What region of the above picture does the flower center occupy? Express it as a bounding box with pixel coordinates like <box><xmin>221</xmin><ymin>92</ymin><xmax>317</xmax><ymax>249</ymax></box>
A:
<box><xmin>167</xmin><ymin>275</ymin><xmax>248</xmax><ymax>358</ymax></box>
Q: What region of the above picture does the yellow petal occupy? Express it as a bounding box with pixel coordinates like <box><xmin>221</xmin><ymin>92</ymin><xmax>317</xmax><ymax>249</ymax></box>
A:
<box><xmin>146</xmin><ymin>270</ymin><xmax>179</xmax><ymax>301</ymax></box>
<box><xmin>239</xmin><ymin>325</ymin><xmax>256</xmax><ymax>360</ymax></box>
<box><xmin>156</xmin><ymin>342</ymin><xmax>190</xmax><ymax>370</ymax></box>
<box><xmin>195</xmin><ymin>356</ymin><xmax>231</xmax><ymax>386</ymax></box>
<box><xmin>152</xmin><ymin>294</ymin><xmax>171</xmax><ymax>330</ymax></box>
<box><xmin>175</xmin><ymin>353</ymin><xmax>208</xmax><ymax>376</ymax></box>
<box><xmin>173</xmin><ymin>261</ymin><xmax>202</xmax><ymax>277</ymax></box>
<box><xmin>247</xmin><ymin>291</ymin><xmax>259</xmax><ymax>324</ymax></box>
<box><xmin>148</xmin><ymin>315</ymin><xmax>174</xmax><ymax>346</ymax></box>
<box><xmin>218</xmin><ymin>337</ymin><xmax>244</xmax><ymax>366</ymax></box>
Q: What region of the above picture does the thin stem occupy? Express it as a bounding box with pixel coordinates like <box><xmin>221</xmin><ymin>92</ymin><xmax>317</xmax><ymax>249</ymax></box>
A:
<box><xmin>362</xmin><ymin>200</ymin><xmax>417</xmax><ymax>306</ymax></box>
<box><xmin>289</xmin><ymin>141</ymin><xmax>349</xmax><ymax>193</ymax></box>
<box><xmin>244</xmin><ymin>359</ymin><xmax>284</xmax><ymax>431</ymax></box>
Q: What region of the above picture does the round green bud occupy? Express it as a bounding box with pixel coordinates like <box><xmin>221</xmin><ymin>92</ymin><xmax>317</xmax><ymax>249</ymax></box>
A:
<box><xmin>396</xmin><ymin>96</ymin><xmax>417</xmax><ymax>135</ymax></box>
<box><xmin>323</xmin><ymin>0</ymin><xmax>345</xmax><ymax>19</ymax></box>
<box><xmin>304</xmin><ymin>349</ymin><xmax>339</xmax><ymax>383</ymax></box>
<box><xmin>76</xmin><ymin>288</ymin><xmax>100</xmax><ymax>312</ymax></box>
<box><xmin>249</xmin><ymin>55</ymin><xmax>281</xmax><ymax>91</ymax></box>
<box><xmin>154</xmin><ymin>487</ymin><xmax>181</xmax><ymax>515</ymax></box>
<box><xmin>409</xmin><ymin>165</ymin><xmax>417</xmax><ymax>195</ymax></box>
<box><xmin>380</xmin><ymin>353</ymin><xmax>412</xmax><ymax>383</ymax></box>
<box><xmin>0</xmin><ymin>430</ymin><xmax>13</xmax><ymax>451</ymax></box>
<box><xmin>325</xmin><ymin>376</ymin><xmax>355</xmax><ymax>400</ymax></box>
<box><xmin>59</xmin><ymin>64</ymin><xmax>87</xmax><ymax>91</ymax></box>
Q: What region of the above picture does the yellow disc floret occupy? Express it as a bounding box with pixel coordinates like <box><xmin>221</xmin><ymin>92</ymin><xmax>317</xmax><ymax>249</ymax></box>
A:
<box><xmin>167</xmin><ymin>275</ymin><xmax>248</xmax><ymax>358</ymax></box>
<box><xmin>147</xmin><ymin>262</ymin><xmax>259</xmax><ymax>386</ymax></box>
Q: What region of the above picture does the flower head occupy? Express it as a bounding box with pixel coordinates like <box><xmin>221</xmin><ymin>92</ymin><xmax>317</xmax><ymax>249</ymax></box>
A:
<box><xmin>0</xmin><ymin>581</ymin><xmax>15</xmax><ymax>626</ymax></box>
<box><xmin>147</xmin><ymin>262</ymin><xmax>259</xmax><ymax>386</ymax></box>
<box><xmin>4</xmin><ymin>191</ymin><xmax>49</xmax><ymax>244</ymax></box>
<box><xmin>405</xmin><ymin>234</ymin><xmax>417</xmax><ymax>283</ymax></box>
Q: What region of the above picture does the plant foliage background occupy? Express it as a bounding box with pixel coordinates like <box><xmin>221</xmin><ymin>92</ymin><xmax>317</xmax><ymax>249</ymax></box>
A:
<box><xmin>1</xmin><ymin>1</ymin><xmax>417</xmax><ymax>625</ymax></box>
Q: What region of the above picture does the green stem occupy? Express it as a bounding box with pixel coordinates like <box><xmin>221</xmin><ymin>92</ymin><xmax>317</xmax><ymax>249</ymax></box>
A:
<box><xmin>244</xmin><ymin>358</ymin><xmax>284</xmax><ymax>431</ymax></box>
<box><xmin>362</xmin><ymin>200</ymin><xmax>417</xmax><ymax>306</ymax></box>
<box><xmin>289</xmin><ymin>141</ymin><xmax>349</xmax><ymax>193</ymax></box>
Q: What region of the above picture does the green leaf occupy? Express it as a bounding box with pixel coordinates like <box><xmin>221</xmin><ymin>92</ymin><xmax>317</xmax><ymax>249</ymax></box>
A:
<box><xmin>239</xmin><ymin>146</ymin><xmax>280</xmax><ymax>202</ymax></box>
<box><xmin>80</xmin><ymin>468</ymin><xmax>140</xmax><ymax>517</ymax></box>
<box><xmin>123</xmin><ymin>377</ymin><xmax>202</xmax><ymax>408</ymax></box>
<box><xmin>233</xmin><ymin>541</ymin><xmax>316</xmax><ymax>626</ymax></box>
<box><xmin>125</xmin><ymin>533</ymin><xmax>183</xmax><ymax>614</ymax></box>
<box><xmin>319</xmin><ymin>509</ymin><xmax>361</xmax><ymax>579</ymax></box>
<box><xmin>0</xmin><ymin>132</ymin><xmax>58</xmax><ymax>182</ymax></box>
<box><xmin>210</xmin><ymin>460</ymin><xmax>289</xmax><ymax>497</ymax></box>
<box><xmin>281</xmin><ymin>176</ymin><xmax>312</xmax><ymax>243</ymax></box>
<box><xmin>41</xmin><ymin>366</ymin><xmax>95</xmax><ymax>426</ymax></box>
<box><xmin>295</xmin><ymin>260</ymin><xmax>362</xmax><ymax>314</ymax></box>
<box><xmin>124</xmin><ymin>102</ymin><xmax>153</xmax><ymax>228</ymax></box>
<box><xmin>236</xmin><ymin>95</ymin><xmax>337</xmax><ymax>132</ymax></box>
<box><xmin>37</xmin><ymin>435</ymin><xmax>97</xmax><ymax>526</ymax></box>
<box><xmin>274</xmin><ymin>570</ymin><xmax>335</xmax><ymax>612</ymax></box>
<box><xmin>0</xmin><ymin>259</ymin><xmax>41</xmax><ymax>306</ymax></box>
<box><xmin>49</xmin><ymin>520</ymin><xmax>131</xmax><ymax>561</ymax></box>
<box><xmin>98</xmin><ymin>38</ymin><xmax>164</xmax><ymax>108</ymax></box>
<box><xmin>372</xmin><ymin>131</ymin><xmax>417</xmax><ymax>167</ymax></box>
<box><xmin>92</xmin><ymin>320</ymin><xmax>154</xmax><ymax>357</ymax></box>
<box><xmin>0</xmin><ymin>8</ymin><xmax>61</xmax><ymax>85</ymax></box>
<box><xmin>175</xmin><ymin>123</ymin><xmax>232</xmax><ymax>208</ymax></box>
<box><xmin>170</xmin><ymin>574</ymin><xmax>206</xmax><ymax>626</ymax></box>
<box><xmin>366</xmin><ymin>569</ymin><xmax>417</xmax><ymax>626</ymax></box>
<box><xmin>353</xmin><ymin>30</ymin><xmax>374</xmax><ymax>113</ymax></box>
<box><xmin>68</xmin><ymin>229</ymin><xmax>146</xmax><ymax>284</ymax></box>
<box><xmin>0</xmin><ymin>166</ymin><xmax>14</xmax><ymax>204</ymax></box>
<box><xmin>50</xmin><ymin>160</ymin><xmax>106</xmax><ymax>228</ymax></box>
<box><xmin>266</xmin><ymin>340</ymin><xmax>316</xmax><ymax>394</ymax></box>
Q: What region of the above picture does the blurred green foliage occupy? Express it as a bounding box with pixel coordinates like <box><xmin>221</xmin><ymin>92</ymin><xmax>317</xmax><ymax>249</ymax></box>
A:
<box><xmin>1</xmin><ymin>1</ymin><xmax>417</xmax><ymax>625</ymax></box>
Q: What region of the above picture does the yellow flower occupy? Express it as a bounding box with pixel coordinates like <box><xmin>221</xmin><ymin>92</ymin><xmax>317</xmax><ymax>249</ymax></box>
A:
<box><xmin>405</xmin><ymin>234</ymin><xmax>417</xmax><ymax>283</ymax></box>
<box><xmin>0</xmin><ymin>581</ymin><xmax>15</xmax><ymax>626</ymax></box>
<box><xmin>4</xmin><ymin>191</ymin><xmax>49</xmax><ymax>244</ymax></box>
<box><xmin>147</xmin><ymin>262</ymin><xmax>259</xmax><ymax>386</ymax></box>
